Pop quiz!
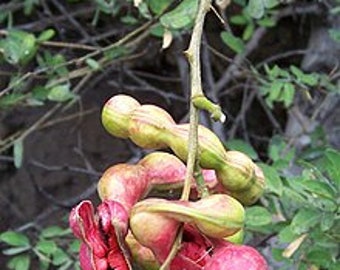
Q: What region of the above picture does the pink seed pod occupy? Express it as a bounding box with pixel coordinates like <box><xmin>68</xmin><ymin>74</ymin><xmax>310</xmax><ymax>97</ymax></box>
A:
<box><xmin>97</xmin><ymin>164</ymin><xmax>148</xmax><ymax>212</ymax></box>
<box><xmin>130</xmin><ymin>194</ymin><xmax>244</xmax><ymax>239</ymax></box>
<box><xmin>69</xmin><ymin>200</ymin><xmax>131</xmax><ymax>270</ymax></box>
<box><xmin>125</xmin><ymin>231</ymin><xmax>160</xmax><ymax>270</ymax></box>
<box><xmin>128</xmin><ymin>105</ymin><xmax>176</xmax><ymax>149</ymax></box>
<box><xmin>203</xmin><ymin>241</ymin><xmax>268</xmax><ymax>270</ymax></box>
<box><xmin>101</xmin><ymin>94</ymin><xmax>140</xmax><ymax>138</ymax></box>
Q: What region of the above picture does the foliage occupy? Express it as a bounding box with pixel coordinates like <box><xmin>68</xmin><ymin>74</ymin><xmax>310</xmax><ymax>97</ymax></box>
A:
<box><xmin>0</xmin><ymin>224</ymin><xmax>80</xmax><ymax>270</ymax></box>
<box><xmin>0</xmin><ymin>0</ymin><xmax>339</xmax><ymax>269</ymax></box>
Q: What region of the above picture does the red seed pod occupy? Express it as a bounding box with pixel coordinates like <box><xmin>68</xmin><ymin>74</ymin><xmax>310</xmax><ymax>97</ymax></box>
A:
<box><xmin>101</xmin><ymin>94</ymin><xmax>140</xmax><ymax>138</ymax></box>
<box><xmin>97</xmin><ymin>164</ymin><xmax>148</xmax><ymax>212</ymax></box>
<box><xmin>203</xmin><ymin>242</ymin><xmax>268</xmax><ymax>270</ymax></box>
<box><xmin>128</xmin><ymin>105</ymin><xmax>175</xmax><ymax>149</ymax></box>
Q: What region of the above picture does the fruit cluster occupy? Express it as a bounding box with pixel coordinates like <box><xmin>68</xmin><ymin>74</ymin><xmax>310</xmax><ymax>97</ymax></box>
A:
<box><xmin>69</xmin><ymin>95</ymin><xmax>268</xmax><ymax>270</ymax></box>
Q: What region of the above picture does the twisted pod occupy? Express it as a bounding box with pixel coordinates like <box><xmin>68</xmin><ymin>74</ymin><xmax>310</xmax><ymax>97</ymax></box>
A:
<box><xmin>102</xmin><ymin>94</ymin><xmax>265</xmax><ymax>205</ymax></box>
<box><xmin>129</xmin><ymin>196</ymin><xmax>267</xmax><ymax>270</ymax></box>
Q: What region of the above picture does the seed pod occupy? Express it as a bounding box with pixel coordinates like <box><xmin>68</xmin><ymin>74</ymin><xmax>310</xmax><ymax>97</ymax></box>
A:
<box><xmin>97</xmin><ymin>164</ymin><xmax>148</xmax><ymax>211</ymax></box>
<box><xmin>101</xmin><ymin>95</ymin><xmax>140</xmax><ymax>138</ymax></box>
<box><xmin>131</xmin><ymin>194</ymin><xmax>244</xmax><ymax>239</ymax></box>
<box><xmin>216</xmin><ymin>151</ymin><xmax>256</xmax><ymax>191</ymax></box>
<box><xmin>203</xmin><ymin>242</ymin><xmax>268</xmax><ymax>270</ymax></box>
<box><xmin>229</xmin><ymin>164</ymin><xmax>265</xmax><ymax>205</ymax></box>
<box><xmin>224</xmin><ymin>228</ymin><xmax>244</xmax><ymax>244</ymax></box>
<box><xmin>128</xmin><ymin>105</ymin><xmax>175</xmax><ymax>149</ymax></box>
<box><xmin>125</xmin><ymin>232</ymin><xmax>160</xmax><ymax>270</ymax></box>
<box><xmin>168</xmin><ymin>124</ymin><xmax>227</xmax><ymax>168</ymax></box>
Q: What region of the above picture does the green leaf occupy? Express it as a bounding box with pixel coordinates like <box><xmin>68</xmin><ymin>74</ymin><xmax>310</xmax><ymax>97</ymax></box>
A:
<box><xmin>246</xmin><ymin>0</ymin><xmax>265</xmax><ymax>19</ymax></box>
<box><xmin>47</xmin><ymin>84</ymin><xmax>75</xmax><ymax>102</ymax></box>
<box><xmin>278</xmin><ymin>225</ymin><xmax>298</xmax><ymax>243</ymax></box>
<box><xmin>264</xmin><ymin>0</ymin><xmax>279</xmax><ymax>8</ymax></box>
<box><xmin>160</xmin><ymin>0</ymin><xmax>197</xmax><ymax>30</ymax></box>
<box><xmin>242</xmin><ymin>22</ymin><xmax>255</xmax><ymax>41</ymax></box>
<box><xmin>40</xmin><ymin>226</ymin><xmax>67</xmax><ymax>238</ymax></box>
<box><xmin>324</xmin><ymin>148</ymin><xmax>340</xmax><ymax>188</ymax></box>
<box><xmin>37</xmin><ymin>29</ymin><xmax>55</xmax><ymax>42</ymax></box>
<box><xmin>258</xmin><ymin>163</ymin><xmax>283</xmax><ymax>196</ymax></box>
<box><xmin>268</xmin><ymin>81</ymin><xmax>283</xmax><ymax>101</ymax></box>
<box><xmin>147</xmin><ymin>0</ymin><xmax>172</xmax><ymax>15</ymax></box>
<box><xmin>68</xmin><ymin>240</ymin><xmax>81</xmax><ymax>253</ymax></box>
<box><xmin>52</xmin><ymin>248</ymin><xmax>70</xmax><ymax>266</ymax></box>
<box><xmin>230</xmin><ymin>15</ymin><xmax>248</xmax><ymax>25</ymax></box>
<box><xmin>291</xmin><ymin>209</ymin><xmax>321</xmax><ymax>234</ymax></box>
<box><xmin>0</xmin><ymin>30</ymin><xmax>38</xmax><ymax>65</ymax></box>
<box><xmin>245</xmin><ymin>206</ymin><xmax>272</xmax><ymax>226</ymax></box>
<box><xmin>290</xmin><ymin>66</ymin><xmax>318</xmax><ymax>86</ymax></box>
<box><xmin>320</xmin><ymin>213</ymin><xmax>335</xmax><ymax>232</ymax></box>
<box><xmin>303</xmin><ymin>180</ymin><xmax>336</xmax><ymax>200</ymax></box>
<box><xmin>0</xmin><ymin>93</ymin><xmax>25</xmax><ymax>108</ymax></box>
<box><xmin>120</xmin><ymin>15</ymin><xmax>139</xmax><ymax>25</ymax></box>
<box><xmin>2</xmin><ymin>246</ymin><xmax>31</xmax><ymax>255</ymax></box>
<box><xmin>257</xmin><ymin>17</ymin><xmax>276</xmax><ymax>27</ymax></box>
<box><xmin>13</xmin><ymin>139</ymin><xmax>24</xmax><ymax>168</ymax></box>
<box><xmin>282</xmin><ymin>83</ymin><xmax>295</xmax><ymax>107</ymax></box>
<box><xmin>329</xmin><ymin>29</ymin><xmax>340</xmax><ymax>42</ymax></box>
<box><xmin>306</xmin><ymin>248</ymin><xmax>332</xmax><ymax>268</ymax></box>
<box><xmin>35</xmin><ymin>240</ymin><xmax>58</xmax><ymax>255</ymax></box>
<box><xmin>85</xmin><ymin>58</ymin><xmax>101</xmax><ymax>71</ymax></box>
<box><xmin>0</xmin><ymin>231</ymin><xmax>30</xmax><ymax>247</ymax></box>
<box><xmin>225</xmin><ymin>139</ymin><xmax>258</xmax><ymax>159</ymax></box>
<box><xmin>220</xmin><ymin>31</ymin><xmax>245</xmax><ymax>54</ymax></box>
<box><xmin>7</xmin><ymin>255</ymin><xmax>30</xmax><ymax>270</ymax></box>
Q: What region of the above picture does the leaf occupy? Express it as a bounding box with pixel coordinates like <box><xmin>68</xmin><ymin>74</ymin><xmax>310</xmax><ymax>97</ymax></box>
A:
<box><xmin>257</xmin><ymin>163</ymin><xmax>283</xmax><ymax>196</ymax></box>
<box><xmin>147</xmin><ymin>0</ymin><xmax>171</xmax><ymax>15</ymax></box>
<box><xmin>291</xmin><ymin>209</ymin><xmax>321</xmax><ymax>234</ymax></box>
<box><xmin>242</xmin><ymin>22</ymin><xmax>254</xmax><ymax>41</ymax></box>
<box><xmin>220</xmin><ymin>31</ymin><xmax>245</xmax><ymax>54</ymax></box>
<box><xmin>85</xmin><ymin>58</ymin><xmax>101</xmax><ymax>71</ymax></box>
<box><xmin>264</xmin><ymin>0</ymin><xmax>279</xmax><ymax>8</ymax></box>
<box><xmin>0</xmin><ymin>231</ymin><xmax>30</xmax><ymax>247</ymax></box>
<box><xmin>282</xmin><ymin>82</ymin><xmax>295</xmax><ymax>107</ymax></box>
<box><xmin>162</xmin><ymin>28</ymin><xmax>173</xmax><ymax>49</ymax></box>
<box><xmin>160</xmin><ymin>0</ymin><xmax>198</xmax><ymax>30</ymax></box>
<box><xmin>282</xmin><ymin>233</ymin><xmax>308</xmax><ymax>258</ymax></box>
<box><xmin>35</xmin><ymin>240</ymin><xmax>58</xmax><ymax>255</ymax></box>
<box><xmin>40</xmin><ymin>226</ymin><xmax>67</xmax><ymax>238</ymax></box>
<box><xmin>52</xmin><ymin>248</ymin><xmax>70</xmax><ymax>266</ymax></box>
<box><xmin>246</xmin><ymin>0</ymin><xmax>265</xmax><ymax>19</ymax></box>
<box><xmin>329</xmin><ymin>29</ymin><xmax>340</xmax><ymax>42</ymax></box>
<box><xmin>47</xmin><ymin>84</ymin><xmax>75</xmax><ymax>102</ymax></box>
<box><xmin>268</xmin><ymin>81</ymin><xmax>283</xmax><ymax>101</ymax></box>
<box><xmin>306</xmin><ymin>248</ymin><xmax>332</xmax><ymax>268</ymax></box>
<box><xmin>278</xmin><ymin>225</ymin><xmax>298</xmax><ymax>243</ymax></box>
<box><xmin>13</xmin><ymin>139</ymin><xmax>24</xmax><ymax>168</ymax></box>
<box><xmin>230</xmin><ymin>15</ymin><xmax>248</xmax><ymax>25</ymax></box>
<box><xmin>258</xmin><ymin>17</ymin><xmax>276</xmax><ymax>27</ymax></box>
<box><xmin>37</xmin><ymin>29</ymin><xmax>55</xmax><ymax>42</ymax></box>
<box><xmin>324</xmin><ymin>148</ymin><xmax>340</xmax><ymax>188</ymax></box>
<box><xmin>245</xmin><ymin>206</ymin><xmax>272</xmax><ymax>226</ymax></box>
<box><xmin>2</xmin><ymin>246</ymin><xmax>31</xmax><ymax>255</ymax></box>
<box><xmin>68</xmin><ymin>240</ymin><xmax>81</xmax><ymax>253</ymax></box>
<box><xmin>303</xmin><ymin>180</ymin><xmax>336</xmax><ymax>200</ymax></box>
<box><xmin>0</xmin><ymin>30</ymin><xmax>38</xmax><ymax>65</ymax></box>
<box><xmin>225</xmin><ymin>139</ymin><xmax>258</xmax><ymax>159</ymax></box>
<box><xmin>7</xmin><ymin>255</ymin><xmax>30</xmax><ymax>270</ymax></box>
<box><xmin>320</xmin><ymin>213</ymin><xmax>335</xmax><ymax>232</ymax></box>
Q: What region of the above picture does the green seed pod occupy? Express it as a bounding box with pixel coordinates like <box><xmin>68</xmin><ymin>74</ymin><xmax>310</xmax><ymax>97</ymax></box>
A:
<box><xmin>128</xmin><ymin>105</ymin><xmax>175</xmax><ymax>149</ymax></box>
<box><xmin>224</xmin><ymin>228</ymin><xmax>244</xmax><ymax>244</ymax></box>
<box><xmin>168</xmin><ymin>124</ymin><xmax>227</xmax><ymax>168</ymax></box>
<box><xmin>216</xmin><ymin>151</ymin><xmax>256</xmax><ymax>191</ymax></box>
<box><xmin>101</xmin><ymin>95</ymin><xmax>140</xmax><ymax>138</ymax></box>
<box><xmin>229</xmin><ymin>164</ymin><xmax>265</xmax><ymax>205</ymax></box>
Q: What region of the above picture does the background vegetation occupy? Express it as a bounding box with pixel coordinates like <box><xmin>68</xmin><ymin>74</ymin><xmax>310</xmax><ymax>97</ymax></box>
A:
<box><xmin>0</xmin><ymin>0</ymin><xmax>339</xmax><ymax>269</ymax></box>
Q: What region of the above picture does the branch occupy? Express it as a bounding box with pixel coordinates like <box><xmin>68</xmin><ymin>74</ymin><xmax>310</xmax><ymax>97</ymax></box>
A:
<box><xmin>160</xmin><ymin>0</ymin><xmax>213</xmax><ymax>269</ymax></box>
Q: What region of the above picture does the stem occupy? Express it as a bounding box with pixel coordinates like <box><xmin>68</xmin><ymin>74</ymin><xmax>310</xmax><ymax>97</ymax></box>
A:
<box><xmin>160</xmin><ymin>0</ymin><xmax>212</xmax><ymax>269</ymax></box>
